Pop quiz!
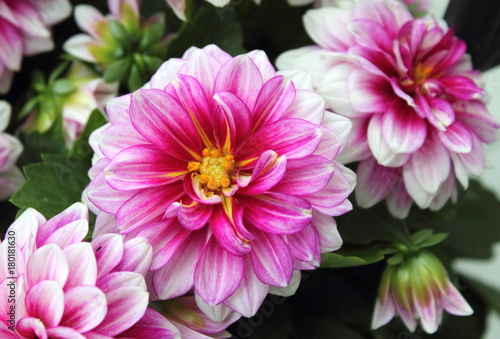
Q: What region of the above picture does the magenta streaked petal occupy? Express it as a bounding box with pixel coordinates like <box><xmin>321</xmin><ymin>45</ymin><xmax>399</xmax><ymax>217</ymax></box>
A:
<box><xmin>313</xmin><ymin>125</ymin><xmax>342</xmax><ymax>160</ymax></box>
<box><xmin>150</xmin><ymin>58</ymin><xmax>186</xmax><ymax>91</ymax></box>
<box><xmin>176</xmin><ymin>201</ymin><xmax>213</xmax><ymax>231</ymax></box>
<box><xmin>336</xmin><ymin>118</ymin><xmax>371</xmax><ymax>164</ymax></box>
<box><xmin>213</xmin><ymin>91</ymin><xmax>253</xmax><ymax>150</ymax></box>
<box><xmin>178</xmin><ymin>48</ymin><xmax>222</xmax><ymax>97</ymax></box>
<box><xmin>414</xmin><ymin>291</ymin><xmax>438</xmax><ymax>334</ymax></box>
<box><xmin>0</xmin><ymin>18</ymin><xmax>23</xmax><ymax>70</ymax></box>
<box><xmin>16</xmin><ymin>317</ymin><xmax>47</xmax><ymax>339</ymax></box>
<box><xmin>355</xmin><ymin>157</ymin><xmax>399</xmax><ymax>208</ymax></box>
<box><xmin>239</xmin><ymin>151</ymin><xmax>287</xmax><ymax>196</ymax></box>
<box><xmin>241</xmin><ymin>193</ymin><xmax>312</xmax><ymax>234</ymax></box>
<box><xmin>440</xmin><ymin>75</ymin><xmax>484</xmax><ymax>100</ymax></box>
<box><xmin>46</xmin><ymin>327</ymin><xmax>85</xmax><ymax>339</ymax></box>
<box><xmin>237</xmin><ymin>119</ymin><xmax>322</xmax><ymax>163</ymax></box>
<box><xmin>271</xmin><ymin>155</ymin><xmax>334</xmax><ymax>196</ymax></box>
<box><xmin>287</xmin><ymin>224</ymin><xmax>320</xmax><ymax>264</ymax></box>
<box><xmin>63</xmin><ymin>243</ymin><xmax>98</xmax><ymax>290</ymax></box>
<box><xmin>116</xmin><ymin>183</ymin><xmax>184</xmax><ymax>233</ymax></box>
<box><xmin>214</xmin><ymin>55</ymin><xmax>263</xmax><ymax>110</ymax></box>
<box><xmin>86</xmin><ymin>171</ymin><xmax>136</xmax><ymax>214</ymax></box>
<box><xmin>97</xmin><ymin>124</ymin><xmax>148</xmax><ymax>159</ymax></box>
<box><xmin>451</xmin><ymin>152</ymin><xmax>469</xmax><ymax>189</ymax></box>
<box><xmin>251</xmin><ymin>76</ymin><xmax>296</xmax><ymax>130</ymax></box>
<box><xmin>347</xmin><ymin>69</ymin><xmax>393</xmax><ymax>113</ymax></box>
<box><xmin>27</xmin><ymin>244</ymin><xmax>68</xmax><ymax>288</ymax></box>
<box><xmin>41</xmin><ymin>220</ymin><xmax>88</xmax><ymax>250</ymax></box>
<box><xmin>25</xmin><ymin>281</ymin><xmax>64</xmax><ymax>328</ymax></box>
<box><xmin>152</xmin><ymin>231</ymin><xmax>206</xmax><ymax>299</ymax></box>
<box><xmin>426</xmin><ymin>96</ymin><xmax>455</xmax><ymax>131</ymax></box>
<box><xmin>195</xmin><ymin>237</ymin><xmax>245</xmax><ymax>305</ymax></box>
<box><xmin>211</xmin><ymin>203</ymin><xmax>252</xmax><ymax>256</ymax></box>
<box><xmin>438</xmin><ymin>121</ymin><xmax>473</xmax><ymax>153</ymax></box>
<box><xmin>368</xmin><ymin>114</ymin><xmax>412</xmax><ymax>167</ymax></box>
<box><xmin>246</xmin><ymin>50</ymin><xmax>276</xmax><ymax>82</ymax></box>
<box><xmin>36</xmin><ymin>202</ymin><xmax>89</xmax><ymax>247</ymax></box>
<box><xmin>118</xmin><ymin>307</ymin><xmax>180</xmax><ymax>338</ymax></box>
<box><xmin>136</xmin><ymin>219</ymin><xmax>189</xmax><ymax>270</ymax></box>
<box><xmin>283</xmin><ymin>89</ymin><xmax>325</xmax><ymax>124</ymax></box>
<box><xmin>91</xmin><ymin>233</ymin><xmax>124</xmax><ymax>278</ymax></box>
<box><xmin>350</xmin><ymin>18</ymin><xmax>393</xmax><ymax>52</ymax></box>
<box><xmin>114</xmin><ymin>237</ymin><xmax>153</xmax><ymax>276</ymax></box>
<box><xmin>224</xmin><ymin>257</ymin><xmax>269</xmax><ymax>317</ymax></box>
<box><xmin>409</xmin><ymin>137</ymin><xmax>451</xmax><ymax>194</ymax></box>
<box><xmin>130</xmin><ymin>89</ymin><xmax>203</xmax><ymax>161</ymax></box>
<box><xmin>105</xmin><ymin>145</ymin><xmax>187</xmax><ymax>191</ymax></box>
<box><xmin>438</xmin><ymin>281</ymin><xmax>473</xmax><ymax>316</ymax></box>
<box><xmin>250</xmin><ymin>230</ymin><xmax>293</xmax><ymax>287</ymax></box>
<box><xmin>403</xmin><ymin>163</ymin><xmax>434</xmax><ymax>209</ymax></box>
<box><xmin>382</xmin><ymin>100</ymin><xmax>427</xmax><ymax>154</ymax></box>
<box><xmin>61</xmin><ymin>286</ymin><xmax>107</xmax><ymax>332</ymax></box>
<box><xmin>458</xmin><ymin>134</ymin><xmax>485</xmax><ymax>176</ymax></box>
<box><xmin>429</xmin><ymin>172</ymin><xmax>456</xmax><ymax>212</ymax></box>
<box><xmin>199</xmin><ymin>44</ymin><xmax>233</xmax><ymax>64</ymax></box>
<box><xmin>311</xmin><ymin>211</ymin><xmax>342</xmax><ymax>253</ymax></box>
<box><xmin>454</xmin><ymin>100</ymin><xmax>500</xmax><ymax>144</ymax></box>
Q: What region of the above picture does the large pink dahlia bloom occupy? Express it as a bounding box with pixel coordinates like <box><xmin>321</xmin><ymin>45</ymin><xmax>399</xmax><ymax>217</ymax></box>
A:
<box><xmin>85</xmin><ymin>44</ymin><xmax>355</xmax><ymax>317</ymax></box>
<box><xmin>0</xmin><ymin>203</ymin><xmax>185</xmax><ymax>338</ymax></box>
<box><xmin>0</xmin><ymin>0</ymin><xmax>71</xmax><ymax>93</ymax></box>
<box><xmin>277</xmin><ymin>0</ymin><xmax>500</xmax><ymax>218</ymax></box>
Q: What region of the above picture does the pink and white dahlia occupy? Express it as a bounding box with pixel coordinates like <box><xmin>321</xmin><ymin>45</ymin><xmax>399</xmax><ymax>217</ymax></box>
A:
<box><xmin>0</xmin><ymin>0</ymin><xmax>71</xmax><ymax>94</ymax></box>
<box><xmin>0</xmin><ymin>101</ymin><xmax>24</xmax><ymax>200</ymax></box>
<box><xmin>372</xmin><ymin>250</ymin><xmax>473</xmax><ymax>333</ymax></box>
<box><xmin>0</xmin><ymin>203</ymin><xmax>184</xmax><ymax>338</ymax></box>
<box><xmin>84</xmin><ymin>44</ymin><xmax>355</xmax><ymax>317</ymax></box>
<box><xmin>277</xmin><ymin>0</ymin><xmax>500</xmax><ymax>218</ymax></box>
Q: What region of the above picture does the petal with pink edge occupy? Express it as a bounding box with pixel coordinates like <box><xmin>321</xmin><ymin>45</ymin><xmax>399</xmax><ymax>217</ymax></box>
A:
<box><xmin>438</xmin><ymin>121</ymin><xmax>473</xmax><ymax>153</ymax></box>
<box><xmin>287</xmin><ymin>224</ymin><xmax>321</xmax><ymax>264</ymax></box>
<box><xmin>303</xmin><ymin>8</ymin><xmax>355</xmax><ymax>51</ymax></box>
<box><xmin>311</xmin><ymin>210</ymin><xmax>342</xmax><ymax>252</ymax></box>
<box><xmin>91</xmin><ymin>233</ymin><xmax>124</xmax><ymax>278</ymax></box>
<box><xmin>25</xmin><ymin>281</ymin><xmax>64</xmax><ymax>328</ymax></box>
<box><xmin>239</xmin><ymin>151</ymin><xmax>287</xmax><ymax>196</ymax></box>
<box><xmin>16</xmin><ymin>317</ymin><xmax>47</xmax><ymax>339</ymax></box>
<box><xmin>178</xmin><ymin>48</ymin><xmax>222</xmax><ymax>98</ymax></box>
<box><xmin>241</xmin><ymin>193</ymin><xmax>312</xmax><ymax>234</ymax></box>
<box><xmin>348</xmin><ymin>69</ymin><xmax>394</xmax><ymax>113</ymax></box>
<box><xmin>211</xmin><ymin>203</ymin><xmax>252</xmax><ymax>256</ymax></box>
<box><xmin>64</xmin><ymin>243</ymin><xmax>98</xmax><ymax>290</ymax></box>
<box><xmin>195</xmin><ymin>237</ymin><xmax>245</xmax><ymax>306</ymax></box>
<box><xmin>250</xmin><ymin>230</ymin><xmax>293</xmax><ymax>287</ymax></box>
<box><xmin>386</xmin><ymin>181</ymin><xmax>413</xmax><ymax>219</ymax></box>
<box><xmin>26</xmin><ymin>244</ymin><xmax>68</xmax><ymax>288</ymax></box>
<box><xmin>355</xmin><ymin>157</ymin><xmax>400</xmax><ymax>208</ymax></box>
<box><xmin>118</xmin><ymin>308</ymin><xmax>180</xmax><ymax>338</ymax></box>
<box><xmin>61</xmin><ymin>286</ymin><xmax>107</xmax><ymax>332</ymax></box>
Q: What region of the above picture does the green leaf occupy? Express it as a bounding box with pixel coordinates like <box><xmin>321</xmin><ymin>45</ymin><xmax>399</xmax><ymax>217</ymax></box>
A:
<box><xmin>103</xmin><ymin>58</ymin><xmax>132</xmax><ymax>83</ymax></box>
<box><xmin>139</xmin><ymin>21</ymin><xmax>165</xmax><ymax>51</ymax></box>
<box><xmin>110</xmin><ymin>20</ymin><xmax>131</xmax><ymax>47</ymax></box>
<box><xmin>165</xmin><ymin>6</ymin><xmax>246</xmax><ymax>58</ymax></box>
<box><xmin>10</xmin><ymin>110</ymin><xmax>106</xmax><ymax>219</ymax></box>
<box><xmin>321</xmin><ymin>243</ymin><xmax>395</xmax><ymax>268</ymax></box>
<box><xmin>52</xmin><ymin>79</ymin><xmax>74</xmax><ymax>95</ymax></box>
<box><xmin>128</xmin><ymin>64</ymin><xmax>144</xmax><ymax>91</ymax></box>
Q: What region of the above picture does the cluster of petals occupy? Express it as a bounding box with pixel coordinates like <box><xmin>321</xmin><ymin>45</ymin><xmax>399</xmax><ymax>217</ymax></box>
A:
<box><xmin>0</xmin><ymin>101</ymin><xmax>24</xmax><ymax>200</ymax></box>
<box><xmin>277</xmin><ymin>0</ymin><xmax>500</xmax><ymax>218</ymax></box>
<box><xmin>84</xmin><ymin>44</ymin><xmax>355</xmax><ymax>318</ymax></box>
<box><xmin>0</xmin><ymin>0</ymin><xmax>71</xmax><ymax>94</ymax></box>
<box><xmin>0</xmin><ymin>203</ymin><xmax>206</xmax><ymax>338</ymax></box>
<box><xmin>371</xmin><ymin>250</ymin><xmax>473</xmax><ymax>333</ymax></box>
<box><xmin>165</xmin><ymin>0</ymin><xmax>264</xmax><ymax>21</ymax></box>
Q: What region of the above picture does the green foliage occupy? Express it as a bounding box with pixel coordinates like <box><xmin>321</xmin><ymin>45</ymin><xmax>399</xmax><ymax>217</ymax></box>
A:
<box><xmin>11</xmin><ymin>110</ymin><xmax>106</xmax><ymax>219</ymax></box>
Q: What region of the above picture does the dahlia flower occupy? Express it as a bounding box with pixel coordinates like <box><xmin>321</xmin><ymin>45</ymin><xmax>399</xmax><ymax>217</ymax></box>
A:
<box><xmin>0</xmin><ymin>0</ymin><xmax>71</xmax><ymax>94</ymax></box>
<box><xmin>372</xmin><ymin>250</ymin><xmax>473</xmax><ymax>333</ymax></box>
<box><xmin>85</xmin><ymin>44</ymin><xmax>355</xmax><ymax>317</ymax></box>
<box><xmin>0</xmin><ymin>101</ymin><xmax>24</xmax><ymax>201</ymax></box>
<box><xmin>64</xmin><ymin>0</ymin><xmax>168</xmax><ymax>90</ymax></box>
<box><xmin>0</xmin><ymin>203</ymin><xmax>196</xmax><ymax>338</ymax></box>
<box><xmin>277</xmin><ymin>0</ymin><xmax>500</xmax><ymax>218</ymax></box>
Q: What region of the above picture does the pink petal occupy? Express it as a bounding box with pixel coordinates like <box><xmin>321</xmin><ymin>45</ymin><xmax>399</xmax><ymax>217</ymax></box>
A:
<box><xmin>105</xmin><ymin>145</ymin><xmax>187</xmax><ymax>191</ymax></box>
<box><xmin>426</xmin><ymin>96</ymin><xmax>455</xmax><ymax>131</ymax></box>
<box><xmin>355</xmin><ymin>157</ymin><xmax>399</xmax><ymax>208</ymax></box>
<box><xmin>287</xmin><ymin>224</ymin><xmax>320</xmax><ymax>264</ymax></box>
<box><xmin>438</xmin><ymin>121</ymin><xmax>473</xmax><ymax>153</ymax></box>
<box><xmin>118</xmin><ymin>308</ymin><xmax>180</xmax><ymax>338</ymax></box>
<box><xmin>115</xmin><ymin>183</ymin><xmax>184</xmax><ymax>233</ymax></box>
<box><xmin>74</xmin><ymin>5</ymin><xmax>106</xmax><ymax>37</ymax></box>
<box><xmin>25</xmin><ymin>281</ymin><xmax>64</xmax><ymax>328</ymax></box>
<box><xmin>16</xmin><ymin>317</ymin><xmax>47</xmax><ymax>339</ymax></box>
<box><xmin>210</xmin><ymin>203</ymin><xmax>252</xmax><ymax>256</ymax></box>
<box><xmin>175</xmin><ymin>201</ymin><xmax>213</xmax><ymax>231</ymax></box>
<box><xmin>283</xmin><ymin>89</ymin><xmax>325</xmax><ymax>124</ymax></box>
<box><xmin>224</xmin><ymin>257</ymin><xmax>269</xmax><ymax>317</ymax></box>
<box><xmin>246</xmin><ymin>50</ymin><xmax>277</xmax><ymax>83</ymax></box>
<box><xmin>46</xmin><ymin>327</ymin><xmax>85</xmax><ymax>339</ymax></box>
<box><xmin>214</xmin><ymin>55</ymin><xmax>264</xmax><ymax>110</ymax></box>
<box><xmin>63</xmin><ymin>34</ymin><xmax>97</xmax><ymax>62</ymax></box>
<box><xmin>27</xmin><ymin>244</ymin><xmax>68</xmax><ymax>288</ymax></box>
<box><xmin>152</xmin><ymin>231</ymin><xmax>206</xmax><ymax>299</ymax></box>
<box><xmin>371</xmin><ymin>297</ymin><xmax>396</xmax><ymax>329</ymax></box>
<box><xmin>458</xmin><ymin>134</ymin><xmax>485</xmax><ymax>176</ymax></box>
<box><xmin>91</xmin><ymin>233</ymin><xmax>124</xmax><ymax>278</ymax></box>
<box><xmin>382</xmin><ymin>100</ymin><xmax>427</xmax><ymax>154</ymax></box>
<box><xmin>61</xmin><ymin>286</ymin><xmax>107</xmax><ymax>332</ymax></box>
<box><xmin>236</xmin><ymin>119</ymin><xmax>322</xmax><ymax>163</ymax></box>
<box><xmin>386</xmin><ymin>181</ymin><xmax>413</xmax><ymax>219</ymax></box>
<box><xmin>178</xmin><ymin>48</ymin><xmax>222</xmax><ymax>98</ymax></box>
<box><xmin>240</xmin><ymin>193</ymin><xmax>312</xmax><ymax>234</ymax></box>
<box><xmin>251</xmin><ymin>76</ymin><xmax>296</xmax><ymax>130</ymax></box>
<box><xmin>350</xmin><ymin>18</ymin><xmax>393</xmax><ymax>52</ymax></box>
<box><xmin>402</xmin><ymin>162</ymin><xmax>434</xmax><ymax>209</ymax></box>
<box><xmin>239</xmin><ymin>151</ymin><xmax>287</xmax><ymax>195</ymax></box>
<box><xmin>165</xmin><ymin>0</ymin><xmax>186</xmax><ymax>20</ymax></box>
<box><xmin>130</xmin><ymin>89</ymin><xmax>203</xmax><ymax>162</ymax></box>
<box><xmin>440</xmin><ymin>75</ymin><xmax>484</xmax><ymax>100</ymax></box>
<box><xmin>348</xmin><ymin>69</ymin><xmax>394</xmax><ymax>113</ymax></box>
<box><xmin>311</xmin><ymin>210</ymin><xmax>342</xmax><ymax>253</ymax></box>
<box><xmin>0</xmin><ymin>18</ymin><xmax>23</xmax><ymax>70</ymax></box>
<box><xmin>97</xmin><ymin>123</ymin><xmax>148</xmax><ymax>159</ymax></box>
<box><xmin>270</xmin><ymin>155</ymin><xmax>334</xmax><ymax>196</ymax></box>
<box><xmin>113</xmin><ymin>237</ymin><xmax>153</xmax><ymax>276</ymax></box>
<box><xmin>439</xmin><ymin>281</ymin><xmax>473</xmax><ymax>316</ymax></box>
<box><xmin>250</xmin><ymin>230</ymin><xmax>293</xmax><ymax>287</ymax></box>
<box><xmin>63</xmin><ymin>243</ymin><xmax>98</xmax><ymax>290</ymax></box>
<box><xmin>303</xmin><ymin>8</ymin><xmax>355</xmax><ymax>51</ymax></box>
<box><xmin>195</xmin><ymin>237</ymin><xmax>245</xmax><ymax>305</ymax></box>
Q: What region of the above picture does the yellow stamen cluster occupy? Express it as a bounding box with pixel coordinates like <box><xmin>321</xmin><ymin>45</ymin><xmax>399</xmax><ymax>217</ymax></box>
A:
<box><xmin>188</xmin><ymin>148</ymin><xmax>235</xmax><ymax>191</ymax></box>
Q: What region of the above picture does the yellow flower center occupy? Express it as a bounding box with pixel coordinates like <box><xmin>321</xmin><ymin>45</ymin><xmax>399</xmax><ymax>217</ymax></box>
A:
<box><xmin>413</xmin><ymin>62</ymin><xmax>434</xmax><ymax>86</ymax></box>
<box><xmin>188</xmin><ymin>148</ymin><xmax>235</xmax><ymax>191</ymax></box>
